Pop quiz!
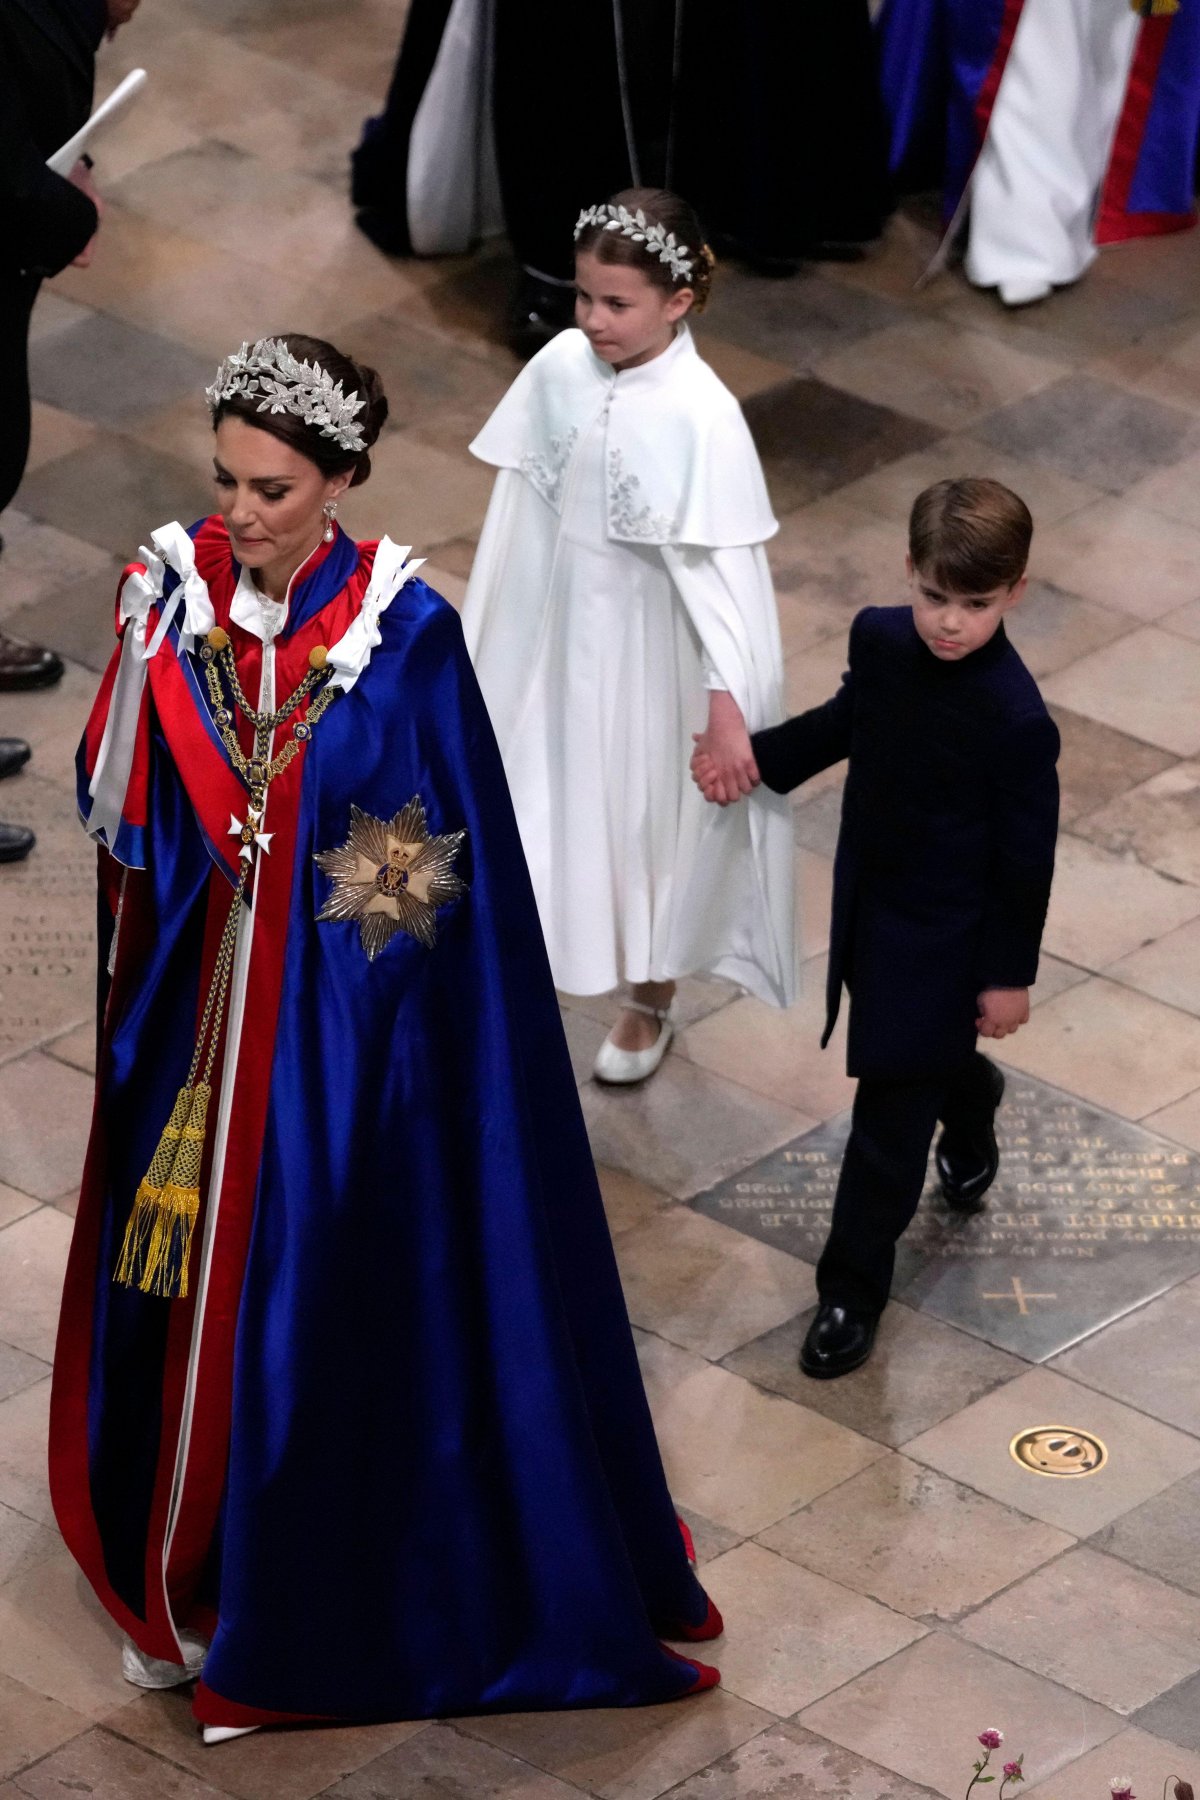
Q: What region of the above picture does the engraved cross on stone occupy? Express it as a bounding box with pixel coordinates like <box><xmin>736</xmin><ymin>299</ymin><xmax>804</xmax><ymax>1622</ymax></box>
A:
<box><xmin>982</xmin><ymin>1276</ymin><xmax>1057</xmax><ymax>1315</ymax></box>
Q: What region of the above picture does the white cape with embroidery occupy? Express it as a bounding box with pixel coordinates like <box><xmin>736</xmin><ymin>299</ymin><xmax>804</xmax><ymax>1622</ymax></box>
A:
<box><xmin>462</xmin><ymin>326</ymin><xmax>796</xmax><ymax>1007</ymax></box>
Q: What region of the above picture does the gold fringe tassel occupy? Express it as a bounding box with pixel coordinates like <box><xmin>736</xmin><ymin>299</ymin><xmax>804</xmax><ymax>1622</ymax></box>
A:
<box><xmin>114</xmin><ymin>1083</ymin><xmax>210</xmax><ymax>1298</ymax></box>
<box><xmin>1131</xmin><ymin>0</ymin><xmax>1181</xmax><ymax>16</ymax></box>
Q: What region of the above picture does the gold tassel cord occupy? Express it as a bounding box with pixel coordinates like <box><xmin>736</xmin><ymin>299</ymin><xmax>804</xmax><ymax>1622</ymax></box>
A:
<box><xmin>1131</xmin><ymin>0</ymin><xmax>1181</xmax><ymax>15</ymax></box>
<box><xmin>113</xmin><ymin>630</ymin><xmax>337</xmax><ymax>1300</ymax></box>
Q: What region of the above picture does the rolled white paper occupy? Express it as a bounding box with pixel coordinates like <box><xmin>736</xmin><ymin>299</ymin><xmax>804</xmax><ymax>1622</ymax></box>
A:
<box><xmin>47</xmin><ymin>68</ymin><xmax>148</xmax><ymax>175</ymax></box>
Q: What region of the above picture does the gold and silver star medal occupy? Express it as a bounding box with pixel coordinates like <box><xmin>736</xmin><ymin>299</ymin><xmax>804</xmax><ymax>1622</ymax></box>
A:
<box><xmin>315</xmin><ymin>798</ymin><xmax>468</xmax><ymax>958</ymax></box>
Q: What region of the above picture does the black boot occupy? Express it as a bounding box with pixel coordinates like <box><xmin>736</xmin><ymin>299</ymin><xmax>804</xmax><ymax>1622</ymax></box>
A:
<box><xmin>0</xmin><ymin>738</ymin><xmax>32</xmax><ymax>779</ymax></box>
<box><xmin>936</xmin><ymin>1059</ymin><xmax>1006</xmax><ymax>1213</ymax></box>
<box><xmin>0</xmin><ymin>631</ymin><xmax>64</xmax><ymax>692</ymax></box>
<box><xmin>800</xmin><ymin>1303</ymin><xmax>879</xmax><ymax>1380</ymax></box>
<box><xmin>0</xmin><ymin>821</ymin><xmax>34</xmax><ymax>863</ymax></box>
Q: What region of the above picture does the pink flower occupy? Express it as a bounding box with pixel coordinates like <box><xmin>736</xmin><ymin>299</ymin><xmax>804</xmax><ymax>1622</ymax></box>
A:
<box><xmin>1109</xmin><ymin>1782</ymin><xmax>1135</xmax><ymax>1800</ymax></box>
<box><xmin>1003</xmin><ymin>1762</ymin><xmax>1023</xmax><ymax>1780</ymax></box>
<box><xmin>978</xmin><ymin>1730</ymin><xmax>1004</xmax><ymax>1750</ymax></box>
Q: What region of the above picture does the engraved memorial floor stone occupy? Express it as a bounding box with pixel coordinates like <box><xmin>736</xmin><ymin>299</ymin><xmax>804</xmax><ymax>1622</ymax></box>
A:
<box><xmin>691</xmin><ymin>1073</ymin><xmax>1200</xmax><ymax>1359</ymax></box>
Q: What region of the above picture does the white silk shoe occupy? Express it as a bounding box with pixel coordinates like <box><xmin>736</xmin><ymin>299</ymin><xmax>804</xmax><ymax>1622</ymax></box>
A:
<box><xmin>997</xmin><ymin>277</ymin><xmax>1052</xmax><ymax>307</ymax></box>
<box><xmin>122</xmin><ymin>1630</ymin><xmax>207</xmax><ymax>1689</ymax></box>
<box><xmin>593</xmin><ymin>1002</ymin><xmax>674</xmax><ymax>1085</ymax></box>
<box><xmin>203</xmin><ymin>1726</ymin><xmax>259</xmax><ymax>1745</ymax></box>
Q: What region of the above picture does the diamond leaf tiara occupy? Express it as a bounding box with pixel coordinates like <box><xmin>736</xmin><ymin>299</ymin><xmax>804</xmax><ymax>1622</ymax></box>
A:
<box><xmin>573</xmin><ymin>203</ymin><xmax>695</xmax><ymax>283</ymax></box>
<box><xmin>205</xmin><ymin>338</ymin><xmax>368</xmax><ymax>454</ymax></box>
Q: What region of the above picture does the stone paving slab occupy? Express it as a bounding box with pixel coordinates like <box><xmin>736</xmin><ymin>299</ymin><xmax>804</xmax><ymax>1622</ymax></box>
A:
<box><xmin>692</xmin><ymin>1072</ymin><xmax>1200</xmax><ymax>1359</ymax></box>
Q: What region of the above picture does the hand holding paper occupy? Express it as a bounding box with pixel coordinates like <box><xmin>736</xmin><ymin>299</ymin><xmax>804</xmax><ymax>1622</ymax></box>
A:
<box><xmin>47</xmin><ymin>68</ymin><xmax>148</xmax><ymax>176</ymax></box>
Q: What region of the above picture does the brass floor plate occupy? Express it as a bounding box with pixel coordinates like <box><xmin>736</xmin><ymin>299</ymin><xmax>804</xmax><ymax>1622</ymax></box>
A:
<box><xmin>1010</xmin><ymin>1426</ymin><xmax>1108</xmax><ymax>1477</ymax></box>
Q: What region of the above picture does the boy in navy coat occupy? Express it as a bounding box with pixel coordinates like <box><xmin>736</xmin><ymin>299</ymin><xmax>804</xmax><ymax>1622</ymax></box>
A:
<box><xmin>693</xmin><ymin>478</ymin><xmax>1059</xmax><ymax>1377</ymax></box>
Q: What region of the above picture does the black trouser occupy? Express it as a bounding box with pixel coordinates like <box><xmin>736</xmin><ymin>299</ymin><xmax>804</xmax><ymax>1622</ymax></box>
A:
<box><xmin>817</xmin><ymin>1052</ymin><xmax>1000</xmax><ymax>1316</ymax></box>
<box><xmin>0</xmin><ymin>271</ymin><xmax>40</xmax><ymax>517</ymax></box>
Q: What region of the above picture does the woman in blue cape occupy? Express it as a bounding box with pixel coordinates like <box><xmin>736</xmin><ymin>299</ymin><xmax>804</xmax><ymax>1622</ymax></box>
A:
<box><xmin>51</xmin><ymin>332</ymin><xmax>721</xmax><ymax>1741</ymax></box>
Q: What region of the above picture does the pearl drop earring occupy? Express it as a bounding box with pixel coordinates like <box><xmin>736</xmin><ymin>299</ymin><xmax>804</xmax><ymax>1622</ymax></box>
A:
<box><xmin>322</xmin><ymin>500</ymin><xmax>337</xmax><ymax>543</ymax></box>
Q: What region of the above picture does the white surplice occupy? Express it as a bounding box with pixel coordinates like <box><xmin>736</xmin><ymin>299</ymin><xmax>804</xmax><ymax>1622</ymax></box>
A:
<box><xmin>965</xmin><ymin>0</ymin><xmax>1141</xmax><ymax>303</ymax></box>
<box><xmin>462</xmin><ymin>326</ymin><xmax>796</xmax><ymax>1007</ymax></box>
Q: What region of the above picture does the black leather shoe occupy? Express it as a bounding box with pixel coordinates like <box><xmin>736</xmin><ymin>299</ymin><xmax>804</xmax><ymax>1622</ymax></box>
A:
<box><xmin>0</xmin><ymin>821</ymin><xmax>35</xmax><ymax>862</ymax></box>
<box><xmin>800</xmin><ymin>1304</ymin><xmax>879</xmax><ymax>1380</ymax></box>
<box><xmin>0</xmin><ymin>631</ymin><xmax>64</xmax><ymax>691</ymax></box>
<box><xmin>936</xmin><ymin>1060</ymin><xmax>1006</xmax><ymax>1213</ymax></box>
<box><xmin>508</xmin><ymin>273</ymin><xmax>576</xmax><ymax>359</ymax></box>
<box><xmin>0</xmin><ymin>738</ymin><xmax>31</xmax><ymax>780</ymax></box>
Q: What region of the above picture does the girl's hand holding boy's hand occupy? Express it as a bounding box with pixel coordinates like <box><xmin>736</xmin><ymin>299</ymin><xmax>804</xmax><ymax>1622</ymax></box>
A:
<box><xmin>691</xmin><ymin>690</ymin><xmax>759</xmax><ymax>807</ymax></box>
<box><xmin>976</xmin><ymin>987</ymin><xmax>1030</xmax><ymax>1039</ymax></box>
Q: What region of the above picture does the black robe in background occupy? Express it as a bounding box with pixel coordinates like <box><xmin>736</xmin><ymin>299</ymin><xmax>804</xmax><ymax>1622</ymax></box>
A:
<box><xmin>351</xmin><ymin>0</ymin><xmax>891</xmax><ymax>282</ymax></box>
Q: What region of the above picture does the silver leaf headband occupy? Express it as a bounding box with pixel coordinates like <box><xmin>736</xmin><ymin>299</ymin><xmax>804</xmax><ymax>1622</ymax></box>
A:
<box><xmin>205</xmin><ymin>337</ymin><xmax>367</xmax><ymax>455</ymax></box>
<box><xmin>574</xmin><ymin>203</ymin><xmax>695</xmax><ymax>284</ymax></box>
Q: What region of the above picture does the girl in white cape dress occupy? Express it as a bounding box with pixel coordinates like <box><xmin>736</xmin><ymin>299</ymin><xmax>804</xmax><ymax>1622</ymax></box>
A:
<box><xmin>462</xmin><ymin>188</ymin><xmax>796</xmax><ymax>1082</ymax></box>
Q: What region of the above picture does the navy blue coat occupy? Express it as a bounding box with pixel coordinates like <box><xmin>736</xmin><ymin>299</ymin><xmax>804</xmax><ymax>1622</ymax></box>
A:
<box><xmin>752</xmin><ymin>605</ymin><xmax>1060</xmax><ymax>1080</ymax></box>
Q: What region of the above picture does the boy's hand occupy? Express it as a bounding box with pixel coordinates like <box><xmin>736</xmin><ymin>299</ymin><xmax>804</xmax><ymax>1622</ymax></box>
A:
<box><xmin>691</xmin><ymin>690</ymin><xmax>759</xmax><ymax>807</ymax></box>
<box><xmin>976</xmin><ymin>987</ymin><xmax>1030</xmax><ymax>1039</ymax></box>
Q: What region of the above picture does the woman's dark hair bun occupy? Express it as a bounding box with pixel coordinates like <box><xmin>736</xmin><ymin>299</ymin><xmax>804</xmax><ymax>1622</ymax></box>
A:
<box><xmin>211</xmin><ymin>332</ymin><xmax>389</xmax><ymax>487</ymax></box>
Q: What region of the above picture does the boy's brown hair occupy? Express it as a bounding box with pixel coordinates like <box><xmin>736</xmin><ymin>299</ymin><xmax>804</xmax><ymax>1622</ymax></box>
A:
<box><xmin>908</xmin><ymin>477</ymin><xmax>1032</xmax><ymax>594</ymax></box>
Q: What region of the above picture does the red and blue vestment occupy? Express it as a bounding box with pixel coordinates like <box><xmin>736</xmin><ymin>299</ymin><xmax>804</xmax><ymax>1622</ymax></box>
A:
<box><xmin>53</xmin><ymin>515</ymin><xmax>717</xmax><ymax>1727</ymax></box>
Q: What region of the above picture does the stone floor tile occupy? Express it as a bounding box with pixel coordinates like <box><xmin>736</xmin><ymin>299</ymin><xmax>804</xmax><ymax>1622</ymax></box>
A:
<box><xmin>960</xmin><ymin>1546</ymin><xmax>1200</xmax><ymax>1715</ymax></box>
<box><xmin>996</xmin><ymin>977</ymin><xmax>1200</xmax><ymax>1119</ymax></box>
<box><xmin>903</xmin><ymin>1366</ymin><xmax>1200</xmax><ymax>1535</ymax></box>
<box><xmin>760</xmin><ymin>1454</ymin><xmax>1073</xmax><ymax>1624</ymax></box>
<box><xmin>106</xmin><ymin>1688</ymin><xmax>430</xmax><ymax>1800</ymax></box>
<box><xmin>1055</xmin><ymin>707</ymin><xmax>1176</xmax><ymax>827</ymax></box>
<box><xmin>699</xmin><ymin>1541</ymin><xmax>924</xmax><ymax>1716</ymax></box>
<box><xmin>773</xmin><ymin>589</ymin><xmax>852</xmax><ymax>660</ymax></box>
<box><xmin>1046</xmin><ymin>627</ymin><xmax>1200</xmax><ymax>757</ymax></box>
<box><xmin>1025</xmin><ymin>1723</ymin><xmax>1200</xmax><ymax>1796</ymax></box>
<box><xmin>558</xmin><ymin>1005</ymin><xmax>607</xmax><ymax>1086</ymax></box>
<box><xmin>0</xmin><ymin>1499</ymin><xmax>58</xmax><ymax>1590</ymax></box>
<box><xmin>24</xmin><ymin>405</ymin><xmax>98</xmax><ymax>477</ymax></box>
<box><xmin>1126</xmin><ymin>446</ymin><xmax>1200</xmax><ymax>533</ymax></box>
<box><xmin>0</xmin><ymin>1187</ymin><xmax>38</xmax><ymax>1232</ymax></box>
<box><xmin>1091</xmin><ymin>328</ymin><xmax>1200</xmax><ymax>419</ymax></box>
<box><xmin>30</xmin><ymin>315</ymin><xmax>212</xmax><ymax>429</ymax></box>
<box><xmin>636</xmin><ymin>1334</ymin><xmax>885</xmax><ymax>1536</ymax></box>
<box><xmin>664</xmin><ymin>1720</ymin><xmax>943</xmax><ymax>1800</ymax></box>
<box><xmin>13</xmin><ymin>1726</ymin><xmax>233</xmax><ymax>1799</ymax></box>
<box><xmin>1031</xmin><ymin>955</ymin><xmax>1091</xmax><ymax>1007</ymax></box>
<box><xmin>1078</xmin><ymin>762</ymin><xmax>1200</xmax><ymax>888</ymax></box>
<box><xmin>0</xmin><ymin>1054</ymin><xmax>93</xmax><ymax>1202</ymax></box>
<box><xmin>820</xmin><ymin>207</ymin><xmax>942</xmax><ymax>308</ymax></box>
<box><xmin>1146</xmin><ymin>1086</ymin><xmax>1200</xmax><ymax>1153</ymax></box>
<box><xmin>766</xmin><ymin>495</ymin><xmax>905</xmax><ymax>616</ymax></box>
<box><xmin>1007</xmin><ymin>583</ymin><xmax>1135</xmax><ymax>681</ymax></box>
<box><xmin>948</xmin><ymin>260</ymin><xmax>1193</xmax><ymax>357</ymax></box>
<box><xmin>1034</xmin><ymin>499</ymin><xmax>1200</xmax><ymax>621</ymax></box>
<box><xmin>339</xmin><ymin>429</ymin><xmax>495</xmax><ymax>548</ymax></box>
<box><xmin>0</xmin><ymin>513</ymin><xmax>116</xmax><ymax>620</ymax></box>
<box><xmin>790</xmin><ymin>783</ymin><xmax>844</xmax><ymax>859</ymax></box>
<box><xmin>0</xmin><ymin>1207</ymin><xmax>71</xmax><ymax>1361</ymax></box>
<box><xmin>1091</xmin><ymin>1469</ymin><xmax>1200</xmax><ymax>1600</ymax></box>
<box><xmin>462</xmin><ymin>1689</ymin><xmax>774</xmax><ymax>1800</ymax></box>
<box><xmin>738</xmin><ymin>378</ymin><xmax>939</xmax><ymax>514</ymax></box>
<box><xmin>1164</xmin><ymin>596</ymin><xmax>1200</xmax><ymax>643</ymax></box>
<box><xmin>614</xmin><ymin>1208</ymin><xmax>816</xmax><ymax>1361</ymax></box>
<box><xmin>701</xmin><ymin>267</ymin><xmax>905</xmax><ymax>373</ymax></box>
<box><xmin>802</xmin><ymin>1633</ymin><xmax>1120</xmax><ymax>1798</ymax></box>
<box><xmin>690</xmin><ymin>332</ymin><xmax>797</xmax><ymax>403</ymax></box>
<box><xmin>0</xmin><ymin>1671</ymin><xmax>86</xmax><ymax>1784</ymax></box>
<box><xmin>16</xmin><ymin>438</ymin><xmax>203</xmax><ymax>563</ymax></box>
<box><xmin>833</xmin><ymin>434</ymin><xmax>1104</xmax><ymax>529</ymax></box>
<box><xmin>0</xmin><ymin>662</ymin><xmax>104</xmax><ymax>792</ymax></box>
<box><xmin>322</xmin><ymin>1722</ymin><xmax>575</xmax><ymax>1798</ymax></box>
<box><xmin>26</xmin><ymin>292</ymin><xmax>93</xmax><ymax>347</ymax></box>
<box><xmin>679</xmin><ymin>980</ymin><xmax>857</xmax><ymax>1123</ymax></box>
<box><xmin>0</xmin><ymin>1548</ymin><xmax>129</xmax><ymax>1719</ymax></box>
<box><xmin>43</xmin><ymin>1025</ymin><xmax>96</xmax><ymax>1080</ymax></box>
<box><xmin>816</xmin><ymin>319</ymin><xmax>1067</xmax><ymax>433</ymax></box>
<box><xmin>580</xmin><ymin>1056</ymin><xmax>813</xmax><ymax>1203</ymax></box>
<box><xmin>595</xmin><ymin>1166</ymin><xmax>674</xmax><ymax>1238</ymax></box>
<box><xmin>724</xmin><ymin>1305</ymin><xmax>1027</xmax><ymax>1448</ymax></box>
<box><xmin>676</xmin><ymin>1508</ymin><xmax>742</xmax><ymax>1568</ymax></box>
<box><xmin>1052</xmin><ymin>1275</ymin><xmax>1200</xmax><ymax>1435</ymax></box>
<box><xmin>1040</xmin><ymin>834</ymin><xmax>1200</xmax><ymax>972</ymax></box>
<box><xmin>1132</xmin><ymin>1671</ymin><xmax>1200</xmax><ymax>1753</ymax></box>
<box><xmin>794</xmin><ymin>850</ymin><xmax>834</xmax><ymax>963</ymax></box>
<box><xmin>0</xmin><ymin>1378</ymin><xmax>52</xmax><ymax>1526</ymax></box>
<box><xmin>324</xmin><ymin>311</ymin><xmax>516</xmax><ymax>459</ymax></box>
<box><xmin>974</xmin><ymin>373</ymin><xmax>1200</xmax><ymax>494</ymax></box>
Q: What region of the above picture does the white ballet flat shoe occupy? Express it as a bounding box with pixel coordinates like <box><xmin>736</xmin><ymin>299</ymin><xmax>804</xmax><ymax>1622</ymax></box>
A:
<box><xmin>122</xmin><ymin>1630</ymin><xmax>207</xmax><ymax>1689</ymax></box>
<box><xmin>203</xmin><ymin>1725</ymin><xmax>259</xmax><ymax>1745</ymax></box>
<box><xmin>593</xmin><ymin>1002</ymin><xmax>674</xmax><ymax>1085</ymax></box>
<box><xmin>997</xmin><ymin>277</ymin><xmax>1053</xmax><ymax>308</ymax></box>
